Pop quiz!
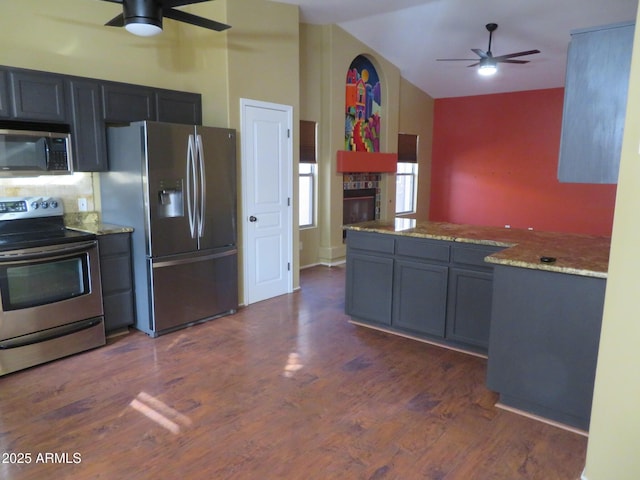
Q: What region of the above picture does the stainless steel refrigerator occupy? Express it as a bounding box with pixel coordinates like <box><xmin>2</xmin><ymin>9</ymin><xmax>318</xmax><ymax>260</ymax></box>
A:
<box><xmin>101</xmin><ymin>121</ymin><xmax>238</xmax><ymax>337</ymax></box>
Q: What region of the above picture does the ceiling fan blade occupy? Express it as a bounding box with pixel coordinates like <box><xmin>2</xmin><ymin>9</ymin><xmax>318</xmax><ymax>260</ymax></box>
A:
<box><xmin>100</xmin><ymin>0</ymin><xmax>123</xmax><ymax>3</ymax></box>
<box><xmin>163</xmin><ymin>7</ymin><xmax>231</xmax><ymax>31</ymax></box>
<box><xmin>498</xmin><ymin>59</ymin><xmax>531</xmax><ymax>64</ymax></box>
<box><xmin>466</xmin><ymin>63</ymin><xmax>480</xmax><ymax>68</ymax></box>
<box><xmin>471</xmin><ymin>48</ymin><xmax>489</xmax><ymax>59</ymax></box>
<box><xmin>492</xmin><ymin>49</ymin><xmax>540</xmax><ymax>61</ymax></box>
<box><xmin>164</xmin><ymin>0</ymin><xmax>213</xmax><ymax>6</ymax></box>
<box><xmin>436</xmin><ymin>58</ymin><xmax>479</xmax><ymax>62</ymax></box>
<box><xmin>105</xmin><ymin>13</ymin><xmax>125</xmax><ymax>27</ymax></box>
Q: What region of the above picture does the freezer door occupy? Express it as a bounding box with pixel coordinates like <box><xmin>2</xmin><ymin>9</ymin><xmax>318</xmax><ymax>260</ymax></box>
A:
<box><xmin>145</xmin><ymin>122</ymin><xmax>199</xmax><ymax>257</ymax></box>
<box><xmin>149</xmin><ymin>250</ymin><xmax>238</xmax><ymax>333</ymax></box>
<box><xmin>195</xmin><ymin>126</ymin><xmax>237</xmax><ymax>250</ymax></box>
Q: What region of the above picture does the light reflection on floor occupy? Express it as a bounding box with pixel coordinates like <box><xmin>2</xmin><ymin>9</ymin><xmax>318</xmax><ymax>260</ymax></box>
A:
<box><xmin>283</xmin><ymin>352</ymin><xmax>304</xmax><ymax>378</ymax></box>
<box><xmin>129</xmin><ymin>391</ymin><xmax>193</xmax><ymax>434</ymax></box>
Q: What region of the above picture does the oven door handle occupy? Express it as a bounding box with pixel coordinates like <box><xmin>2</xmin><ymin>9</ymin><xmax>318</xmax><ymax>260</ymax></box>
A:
<box><xmin>0</xmin><ymin>240</ymin><xmax>96</xmax><ymax>263</ymax></box>
<box><xmin>0</xmin><ymin>317</ymin><xmax>102</xmax><ymax>350</ymax></box>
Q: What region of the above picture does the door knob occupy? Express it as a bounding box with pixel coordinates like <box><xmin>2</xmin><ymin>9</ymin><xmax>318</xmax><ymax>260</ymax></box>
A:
<box><xmin>249</xmin><ymin>216</ymin><xmax>257</xmax><ymax>222</ymax></box>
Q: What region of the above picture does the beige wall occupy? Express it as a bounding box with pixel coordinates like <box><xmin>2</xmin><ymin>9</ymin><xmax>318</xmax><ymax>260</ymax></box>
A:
<box><xmin>0</xmin><ymin>0</ymin><xmax>230</xmax><ymax>126</ymax></box>
<box><xmin>298</xmin><ymin>24</ymin><xmax>435</xmax><ymax>267</ymax></box>
<box><xmin>0</xmin><ymin>0</ymin><xmax>230</xmax><ymax>208</ymax></box>
<box><xmin>583</xmin><ymin>7</ymin><xmax>640</xmax><ymax>480</ymax></box>
<box><xmin>299</xmin><ymin>24</ymin><xmax>324</xmax><ymax>268</ymax></box>
<box><xmin>0</xmin><ymin>0</ymin><xmax>301</xmax><ymax>295</ymax></box>
<box><xmin>398</xmin><ymin>78</ymin><xmax>435</xmax><ymax>220</ymax></box>
<box><xmin>226</xmin><ymin>0</ymin><xmax>301</xmax><ymax>293</ymax></box>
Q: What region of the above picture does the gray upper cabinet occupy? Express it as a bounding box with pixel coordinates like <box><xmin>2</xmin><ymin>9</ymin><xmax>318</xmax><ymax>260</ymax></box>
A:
<box><xmin>9</xmin><ymin>70</ymin><xmax>68</xmax><ymax>122</ymax></box>
<box><xmin>69</xmin><ymin>79</ymin><xmax>108</xmax><ymax>172</ymax></box>
<box><xmin>0</xmin><ymin>69</ymin><xmax>9</xmax><ymax>118</ymax></box>
<box><xmin>102</xmin><ymin>83</ymin><xmax>156</xmax><ymax>123</ymax></box>
<box><xmin>558</xmin><ymin>22</ymin><xmax>635</xmax><ymax>184</ymax></box>
<box><xmin>0</xmin><ymin>64</ymin><xmax>203</xmax><ymax>171</ymax></box>
<box><xmin>156</xmin><ymin>89</ymin><xmax>202</xmax><ymax>125</ymax></box>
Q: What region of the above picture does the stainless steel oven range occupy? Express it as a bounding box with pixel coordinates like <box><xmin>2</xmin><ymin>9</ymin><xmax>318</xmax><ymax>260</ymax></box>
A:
<box><xmin>0</xmin><ymin>196</ymin><xmax>105</xmax><ymax>376</ymax></box>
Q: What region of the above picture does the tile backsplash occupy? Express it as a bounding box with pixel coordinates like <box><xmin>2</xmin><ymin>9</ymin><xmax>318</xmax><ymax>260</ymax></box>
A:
<box><xmin>0</xmin><ymin>173</ymin><xmax>98</xmax><ymax>214</ymax></box>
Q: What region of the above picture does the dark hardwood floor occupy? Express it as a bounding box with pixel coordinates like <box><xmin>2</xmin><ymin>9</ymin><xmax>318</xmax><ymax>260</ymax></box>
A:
<box><xmin>0</xmin><ymin>265</ymin><xmax>587</xmax><ymax>479</ymax></box>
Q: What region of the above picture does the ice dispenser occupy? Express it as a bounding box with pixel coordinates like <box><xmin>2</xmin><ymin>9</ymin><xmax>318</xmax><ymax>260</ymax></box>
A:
<box><xmin>157</xmin><ymin>180</ymin><xmax>184</xmax><ymax>218</ymax></box>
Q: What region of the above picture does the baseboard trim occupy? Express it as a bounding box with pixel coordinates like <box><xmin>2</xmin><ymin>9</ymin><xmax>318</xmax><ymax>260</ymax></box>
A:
<box><xmin>300</xmin><ymin>260</ymin><xmax>346</xmax><ymax>269</ymax></box>
<box><xmin>494</xmin><ymin>402</ymin><xmax>589</xmax><ymax>437</ymax></box>
<box><xmin>348</xmin><ymin>319</ymin><xmax>487</xmax><ymax>359</ymax></box>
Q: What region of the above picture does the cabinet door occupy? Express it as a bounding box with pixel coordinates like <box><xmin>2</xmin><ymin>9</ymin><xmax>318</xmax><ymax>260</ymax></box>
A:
<box><xmin>345</xmin><ymin>252</ymin><xmax>394</xmax><ymax>326</ymax></box>
<box><xmin>487</xmin><ymin>266</ymin><xmax>605</xmax><ymax>430</ymax></box>
<box><xmin>393</xmin><ymin>259</ymin><xmax>448</xmax><ymax>337</ymax></box>
<box><xmin>9</xmin><ymin>71</ymin><xmax>67</xmax><ymax>122</ymax></box>
<box><xmin>156</xmin><ymin>89</ymin><xmax>202</xmax><ymax>125</ymax></box>
<box><xmin>0</xmin><ymin>69</ymin><xmax>9</xmax><ymax>118</ymax></box>
<box><xmin>98</xmin><ymin>233</ymin><xmax>135</xmax><ymax>333</ymax></box>
<box><xmin>446</xmin><ymin>268</ymin><xmax>493</xmax><ymax>350</ymax></box>
<box><xmin>69</xmin><ymin>79</ymin><xmax>108</xmax><ymax>171</ymax></box>
<box><xmin>558</xmin><ymin>22</ymin><xmax>635</xmax><ymax>183</ymax></box>
<box><xmin>102</xmin><ymin>83</ymin><xmax>156</xmax><ymax>123</ymax></box>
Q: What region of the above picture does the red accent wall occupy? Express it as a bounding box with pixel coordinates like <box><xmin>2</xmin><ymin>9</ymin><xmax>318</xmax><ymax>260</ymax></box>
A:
<box><xmin>429</xmin><ymin>88</ymin><xmax>616</xmax><ymax>236</ymax></box>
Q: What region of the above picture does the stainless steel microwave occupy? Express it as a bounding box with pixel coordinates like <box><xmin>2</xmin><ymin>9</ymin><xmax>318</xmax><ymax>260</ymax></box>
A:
<box><xmin>0</xmin><ymin>121</ymin><xmax>73</xmax><ymax>176</ymax></box>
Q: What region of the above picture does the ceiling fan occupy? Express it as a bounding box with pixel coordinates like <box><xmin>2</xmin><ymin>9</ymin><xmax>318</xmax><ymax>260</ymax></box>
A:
<box><xmin>437</xmin><ymin>23</ymin><xmax>540</xmax><ymax>76</ymax></box>
<box><xmin>100</xmin><ymin>0</ymin><xmax>231</xmax><ymax>37</ymax></box>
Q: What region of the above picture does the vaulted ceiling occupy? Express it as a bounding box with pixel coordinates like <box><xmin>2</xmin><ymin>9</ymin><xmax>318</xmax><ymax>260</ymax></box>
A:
<box><xmin>275</xmin><ymin>0</ymin><xmax>638</xmax><ymax>98</ymax></box>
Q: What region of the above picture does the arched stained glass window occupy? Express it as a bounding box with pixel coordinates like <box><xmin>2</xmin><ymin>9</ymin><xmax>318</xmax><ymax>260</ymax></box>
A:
<box><xmin>345</xmin><ymin>55</ymin><xmax>381</xmax><ymax>152</ymax></box>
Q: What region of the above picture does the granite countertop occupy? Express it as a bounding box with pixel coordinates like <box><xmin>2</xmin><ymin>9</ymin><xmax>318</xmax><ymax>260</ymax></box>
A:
<box><xmin>64</xmin><ymin>212</ymin><xmax>134</xmax><ymax>236</ymax></box>
<box><xmin>345</xmin><ymin>219</ymin><xmax>610</xmax><ymax>279</ymax></box>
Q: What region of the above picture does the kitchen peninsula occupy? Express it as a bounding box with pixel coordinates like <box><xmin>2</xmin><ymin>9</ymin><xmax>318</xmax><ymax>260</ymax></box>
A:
<box><xmin>344</xmin><ymin>219</ymin><xmax>610</xmax><ymax>431</ymax></box>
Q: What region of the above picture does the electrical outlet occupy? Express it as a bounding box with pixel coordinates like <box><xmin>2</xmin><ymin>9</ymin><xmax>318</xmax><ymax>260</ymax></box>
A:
<box><xmin>77</xmin><ymin>198</ymin><xmax>88</xmax><ymax>212</ymax></box>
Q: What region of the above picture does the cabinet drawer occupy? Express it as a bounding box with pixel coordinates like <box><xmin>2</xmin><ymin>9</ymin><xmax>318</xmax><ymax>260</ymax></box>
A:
<box><xmin>347</xmin><ymin>231</ymin><xmax>395</xmax><ymax>254</ymax></box>
<box><xmin>396</xmin><ymin>237</ymin><xmax>450</xmax><ymax>262</ymax></box>
<box><xmin>98</xmin><ymin>233</ymin><xmax>131</xmax><ymax>256</ymax></box>
<box><xmin>452</xmin><ymin>244</ymin><xmax>503</xmax><ymax>269</ymax></box>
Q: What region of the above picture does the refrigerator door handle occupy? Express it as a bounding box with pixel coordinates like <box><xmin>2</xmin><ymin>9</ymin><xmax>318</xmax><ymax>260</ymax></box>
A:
<box><xmin>186</xmin><ymin>134</ymin><xmax>197</xmax><ymax>239</ymax></box>
<box><xmin>196</xmin><ymin>134</ymin><xmax>206</xmax><ymax>238</ymax></box>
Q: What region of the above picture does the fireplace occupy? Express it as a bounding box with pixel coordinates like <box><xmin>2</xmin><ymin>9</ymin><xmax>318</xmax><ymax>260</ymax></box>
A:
<box><xmin>343</xmin><ymin>188</ymin><xmax>377</xmax><ymax>225</ymax></box>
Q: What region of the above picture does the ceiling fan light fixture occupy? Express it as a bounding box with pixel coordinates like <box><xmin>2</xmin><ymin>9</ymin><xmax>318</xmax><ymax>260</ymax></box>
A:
<box><xmin>478</xmin><ymin>58</ymin><xmax>497</xmax><ymax>76</ymax></box>
<box><xmin>125</xmin><ymin>21</ymin><xmax>162</xmax><ymax>36</ymax></box>
<box><xmin>123</xmin><ymin>0</ymin><xmax>163</xmax><ymax>36</ymax></box>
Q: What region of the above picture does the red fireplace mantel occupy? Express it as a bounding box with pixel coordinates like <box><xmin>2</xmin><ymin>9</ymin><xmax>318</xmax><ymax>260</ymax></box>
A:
<box><xmin>336</xmin><ymin>150</ymin><xmax>398</xmax><ymax>173</ymax></box>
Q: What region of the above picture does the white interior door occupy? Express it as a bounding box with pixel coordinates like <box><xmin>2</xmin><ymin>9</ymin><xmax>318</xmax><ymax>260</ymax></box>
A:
<box><xmin>241</xmin><ymin>99</ymin><xmax>293</xmax><ymax>305</ymax></box>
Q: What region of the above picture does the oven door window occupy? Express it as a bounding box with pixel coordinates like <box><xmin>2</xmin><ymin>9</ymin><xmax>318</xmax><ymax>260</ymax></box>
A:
<box><xmin>0</xmin><ymin>254</ymin><xmax>90</xmax><ymax>311</ymax></box>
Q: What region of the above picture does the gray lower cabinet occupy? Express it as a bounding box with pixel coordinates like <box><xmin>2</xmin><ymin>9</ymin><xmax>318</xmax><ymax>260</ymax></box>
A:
<box><xmin>69</xmin><ymin>79</ymin><xmax>108</xmax><ymax>172</ymax></box>
<box><xmin>446</xmin><ymin>243</ymin><xmax>503</xmax><ymax>349</ymax></box>
<box><xmin>446</xmin><ymin>268</ymin><xmax>493</xmax><ymax>348</ymax></box>
<box><xmin>98</xmin><ymin>232</ymin><xmax>135</xmax><ymax>334</ymax></box>
<box><xmin>345</xmin><ymin>230</ymin><xmax>500</xmax><ymax>353</ymax></box>
<box><xmin>345</xmin><ymin>233</ymin><xmax>394</xmax><ymax>326</ymax></box>
<box><xmin>558</xmin><ymin>21</ymin><xmax>635</xmax><ymax>183</ymax></box>
<box><xmin>486</xmin><ymin>265</ymin><xmax>606</xmax><ymax>430</ymax></box>
<box><xmin>9</xmin><ymin>70</ymin><xmax>68</xmax><ymax>122</ymax></box>
<box><xmin>393</xmin><ymin>259</ymin><xmax>448</xmax><ymax>336</ymax></box>
<box><xmin>0</xmin><ymin>69</ymin><xmax>9</xmax><ymax>118</ymax></box>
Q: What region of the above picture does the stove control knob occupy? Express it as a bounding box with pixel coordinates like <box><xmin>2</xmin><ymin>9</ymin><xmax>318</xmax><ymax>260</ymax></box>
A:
<box><xmin>49</xmin><ymin>200</ymin><xmax>58</xmax><ymax>209</ymax></box>
<box><xmin>30</xmin><ymin>201</ymin><xmax>39</xmax><ymax>210</ymax></box>
<box><xmin>41</xmin><ymin>201</ymin><xmax>49</xmax><ymax>209</ymax></box>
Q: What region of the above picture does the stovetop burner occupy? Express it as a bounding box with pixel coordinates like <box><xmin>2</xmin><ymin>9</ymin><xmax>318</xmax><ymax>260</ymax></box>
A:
<box><xmin>0</xmin><ymin>196</ymin><xmax>95</xmax><ymax>252</ymax></box>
